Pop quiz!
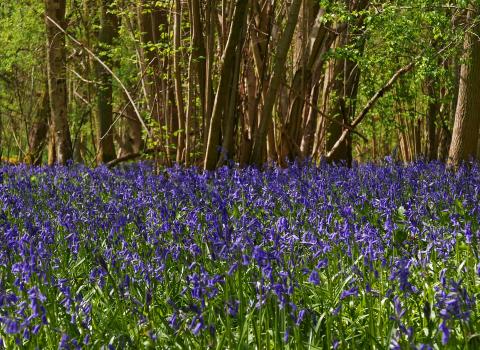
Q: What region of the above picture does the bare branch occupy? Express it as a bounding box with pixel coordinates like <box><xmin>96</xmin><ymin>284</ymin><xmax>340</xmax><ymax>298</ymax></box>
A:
<box><xmin>45</xmin><ymin>15</ymin><xmax>152</xmax><ymax>139</ymax></box>
<box><xmin>325</xmin><ymin>61</ymin><xmax>415</xmax><ymax>160</ymax></box>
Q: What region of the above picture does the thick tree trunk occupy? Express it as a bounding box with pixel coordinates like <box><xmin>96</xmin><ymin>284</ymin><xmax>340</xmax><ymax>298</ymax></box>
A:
<box><xmin>116</xmin><ymin>96</ymin><xmax>143</xmax><ymax>158</ymax></box>
<box><xmin>95</xmin><ymin>0</ymin><xmax>118</xmax><ymax>164</ymax></box>
<box><xmin>323</xmin><ymin>56</ymin><xmax>351</xmax><ymax>164</ymax></box>
<box><xmin>239</xmin><ymin>58</ymin><xmax>257</xmax><ymax>166</ymax></box>
<box><xmin>45</xmin><ymin>0</ymin><xmax>73</xmax><ymax>164</ymax></box>
<box><xmin>447</xmin><ymin>6</ymin><xmax>480</xmax><ymax>167</ymax></box>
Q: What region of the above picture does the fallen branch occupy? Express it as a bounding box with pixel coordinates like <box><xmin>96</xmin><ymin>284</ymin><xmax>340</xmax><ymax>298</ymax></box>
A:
<box><xmin>106</xmin><ymin>148</ymin><xmax>162</xmax><ymax>168</ymax></box>
<box><xmin>325</xmin><ymin>61</ymin><xmax>415</xmax><ymax>160</ymax></box>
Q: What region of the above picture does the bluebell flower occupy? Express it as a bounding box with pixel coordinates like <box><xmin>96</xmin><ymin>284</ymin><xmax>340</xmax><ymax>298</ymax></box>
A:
<box><xmin>439</xmin><ymin>321</ymin><xmax>449</xmax><ymax>345</ymax></box>
<box><xmin>283</xmin><ymin>328</ymin><xmax>290</xmax><ymax>343</ymax></box>
<box><xmin>59</xmin><ymin>333</ymin><xmax>69</xmax><ymax>349</ymax></box>
<box><xmin>308</xmin><ymin>270</ymin><xmax>320</xmax><ymax>285</ymax></box>
<box><xmin>340</xmin><ymin>287</ymin><xmax>358</xmax><ymax>300</ymax></box>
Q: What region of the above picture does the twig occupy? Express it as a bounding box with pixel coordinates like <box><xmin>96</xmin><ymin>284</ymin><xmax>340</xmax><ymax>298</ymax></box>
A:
<box><xmin>45</xmin><ymin>15</ymin><xmax>152</xmax><ymax>139</ymax></box>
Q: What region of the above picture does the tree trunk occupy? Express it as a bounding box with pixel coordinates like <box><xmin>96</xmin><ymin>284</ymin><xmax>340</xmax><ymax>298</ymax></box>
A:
<box><xmin>173</xmin><ymin>0</ymin><xmax>187</xmax><ymax>164</ymax></box>
<box><xmin>26</xmin><ymin>85</ymin><xmax>50</xmax><ymax>165</ymax></box>
<box><xmin>47</xmin><ymin>122</ymin><xmax>56</xmax><ymax>166</ymax></box>
<box><xmin>204</xmin><ymin>0</ymin><xmax>249</xmax><ymax>170</ymax></box>
<box><xmin>424</xmin><ymin>77</ymin><xmax>440</xmax><ymax>161</ymax></box>
<box><xmin>438</xmin><ymin>59</ymin><xmax>458</xmax><ymax>161</ymax></box>
<box><xmin>204</xmin><ymin>0</ymin><xmax>216</xmax><ymax>153</ymax></box>
<box><xmin>300</xmin><ymin>83</ymin><xmax>321</xmax><ymax>156</ymax></box>
<box><xmin>0</xmin><ymin>109</ymin><xmax>3</xmax><ymax>162</ymax></box>
<box><xmin>448</xmin><ymin>6</ymin><xmax>480</xmax><ymax>167</ymax></box>
<box><xmin>324</xmin><ymin>0</ymin><xmax>368</xmax><ymax>165</ymax></box>
<box><xmin>250</xmin><ymin>0</ymin><xmax>303</xmax><ymax>167</ymax></box>
<box><xmin>218</xmin><ymin>9</ymin><xmax>247</xmax><ymax>166</ymax></box>
<box><xmin>116</xmin><ymin>95</ymin><xmax>143</xmax><ymax>158</ymax></box>
<box><xmin>137</xmin><ymin>0</ymin><xmax>168</xmax><ymax>138</ymax></box>
<box><xmin>95</xmin><ymin>0</ymin><xmax>118</xmax><ymax>164</ymax></box>
<box><xmin>45</xmin><ymin>0</ymin><xmax>73</xmax><ymax>164</ymax></box>
<box><xmin>190</xmin><ymin>0</ymin><xmax>207</xmax><ymax>122</ymax></box>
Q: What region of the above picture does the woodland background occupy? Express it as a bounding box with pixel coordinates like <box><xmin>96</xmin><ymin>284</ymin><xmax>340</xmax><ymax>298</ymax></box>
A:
<box><xmin>0</xmin><ymin>0</ymin><xmax>479</xmax><ymax>169</ymax></box>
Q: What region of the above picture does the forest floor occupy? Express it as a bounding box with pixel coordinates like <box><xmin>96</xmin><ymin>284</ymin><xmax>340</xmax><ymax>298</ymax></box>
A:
<box><xmin>0</xmin><ymin>161</ymin><xmax>479</xmax><ymax>349</ymax></box>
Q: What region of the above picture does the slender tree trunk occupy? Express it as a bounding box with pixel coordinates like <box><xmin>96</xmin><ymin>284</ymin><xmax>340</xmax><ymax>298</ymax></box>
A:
<box><xmin>424</xmin><ymin>78</ymin><xmax>440</xmax><ymax>161</ymax></box>
<box><xmin>240</xmin><ymin>57</ymin><xmax>257</xmax><ymax>165</ymax></box>
<box><xmin>413</xmin><ymin>118</ymin><xmax>422</xmax><ymax>159</ymax></box>
<box><xmin>204</xmin><ymin>0</ymin><xmax>249</xmax><ymax>170</ymax></box>
<box><xmin>0</xmin><ymin>110</ymin><xmax>3</xmax><ymax>162</ymax></box>
<box><xmin>173</xmin><ymin>0</ymin><xmax>186</xmax><ymax>163</ymax></box>
<box><xmin>219</xmin><ymin>8</ymin><xmax>247</xmax><ymax>166</ymax></box>
<box><xmin>300</xmin><ymin>83</ymin><xmax>321</xmax><ymax>156</ymax></box>
<box><xmin>190</xmin><ymin>0</ymin><xmax>207</xmax><ymax>121</ymax></box>
<box><xmin>448</xmin><ymin>6</ymin><xmax>480</xmax><ymax>167</ymax></box>
<box><xmin>282</xmin><ymin>5</ymin><xmax>334</xmax><ymax>162</ymax></box>
<box><xmin>240</xmin><ymin>0</ymin><xmax>273</xmax><ymax>164</ymax></box>
<box><xmin>45</xmin><ymin>0</ymin><xmax>73</xmax><ymax>164</ymax></box>
<box><xmin>204</xmin><ymin>0</ymin><xmax>216</xmax><ymax>152</ymax></box>
<box><xmin>26</xmin><ymin>85</ymin><xmax>50</xmax><ymax>165</ymax></box>
<box><xmin>250</xmin><ymin>0</ymin><xmax>303</xmax><ymax>166</ymax></box>
<box><xmin>47</xmin><ymin>122</ymin><xmax>56</xmax><ymax>165</ymax></box>
<box><xmin>95</xmin><ymin>0</ymin><xmax>118</xmax><ymax>164</ymax></box>
<box><xmin>437</xmin><ymin>59</ymin><xmax>457</xmax><ymax>161</ymax></box>
<box><xmin>324</xmin><ymin>0</ymin><xmax>368</xmax><ymax>165</ymax></box>
<box><xmin>137</xmin><ymin>0</ymin><xmax>168</xmax><ymax>137</ymax></box>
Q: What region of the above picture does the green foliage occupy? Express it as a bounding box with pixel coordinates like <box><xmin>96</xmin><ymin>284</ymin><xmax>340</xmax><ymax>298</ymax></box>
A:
<box><xmin>0</xmin><ymin>0</ymin><xmax>44</xmax><ymax>74</ymax></box>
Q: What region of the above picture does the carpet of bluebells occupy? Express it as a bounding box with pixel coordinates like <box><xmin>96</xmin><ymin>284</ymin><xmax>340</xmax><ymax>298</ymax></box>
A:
<box><xmin>1</xmin><ymin>161</ymin><xmax>480</xmax><ymax>349</ymax></box>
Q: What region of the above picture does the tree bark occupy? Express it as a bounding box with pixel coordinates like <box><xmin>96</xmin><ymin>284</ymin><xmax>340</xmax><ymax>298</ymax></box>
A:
<box><xmin>447</xmin><ymin>6</ymin><xmax>480</xmax><ymax>167</ymax></box>
<box><xmin>95</xmin><ymin>0</ymin><xmax>118</xmax><ymax>164</ymax></box>
<box><xmin>47</xmin><ymin>122</ymin><xmax>56</xmax><ymax>166</ymax></box>
<box><xmin>45</xmin><ymin>0</ymin><xmax>73</xmax><ymax>164</ymax></box>
<box><xmin>190</xmin><ymin>0</ymin><xmax>207</xmax><ymax>122</ymax></box>
<box><xmin>0</xmin><ymin>108</ymin><xmax>3</xmax><ymax>162</ymax></box>
<box><xmin>281</xmin><ymin>7</ymin><xmax>337</xmax><ymax>163</ymax></box>
<box><xmin>300</xmin><ymin>83</ymin><xmax>321</xmax><ymax>156</ymax></box>
<box><xmin>137</xmin><ymin>0</ymin><xmax>168</xmax><ymax>135</ymax></box>
<box><xmin>204</xmin><ymin>0</ymin><xmax>249</xmax><ymax>170</ymax></box>
<box><xmin>424</xmin><ymin>77</ymin><xmax>440</xmax><ymax>161</ymax></box>
<box><xmin>218</xmin><ymin>7</ymin><xmax>247</xmax><ymax>166</ymax></box>
<box><xmin>326</xmin><ymin>62</ymin><xmax>414</xmax><ymax>160</ymax></box>
<box><xmin>324</xmin><ymin>0</ymin><xmax>368</xmax><ymax>165</ymax></box>
<box><xmin>26</xmin><ymin>85</ymin><xmax>50</xmax><ymax>165</ymax></box>
<box><xmin>250</xmin><ymin>0</ymin><xmax>303</xmax><ymax>167</ymax></box>
<box><xmin>174</xmin><ymin>0</ymin><xmax>186</xmax><ymax>164</ymax></box>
